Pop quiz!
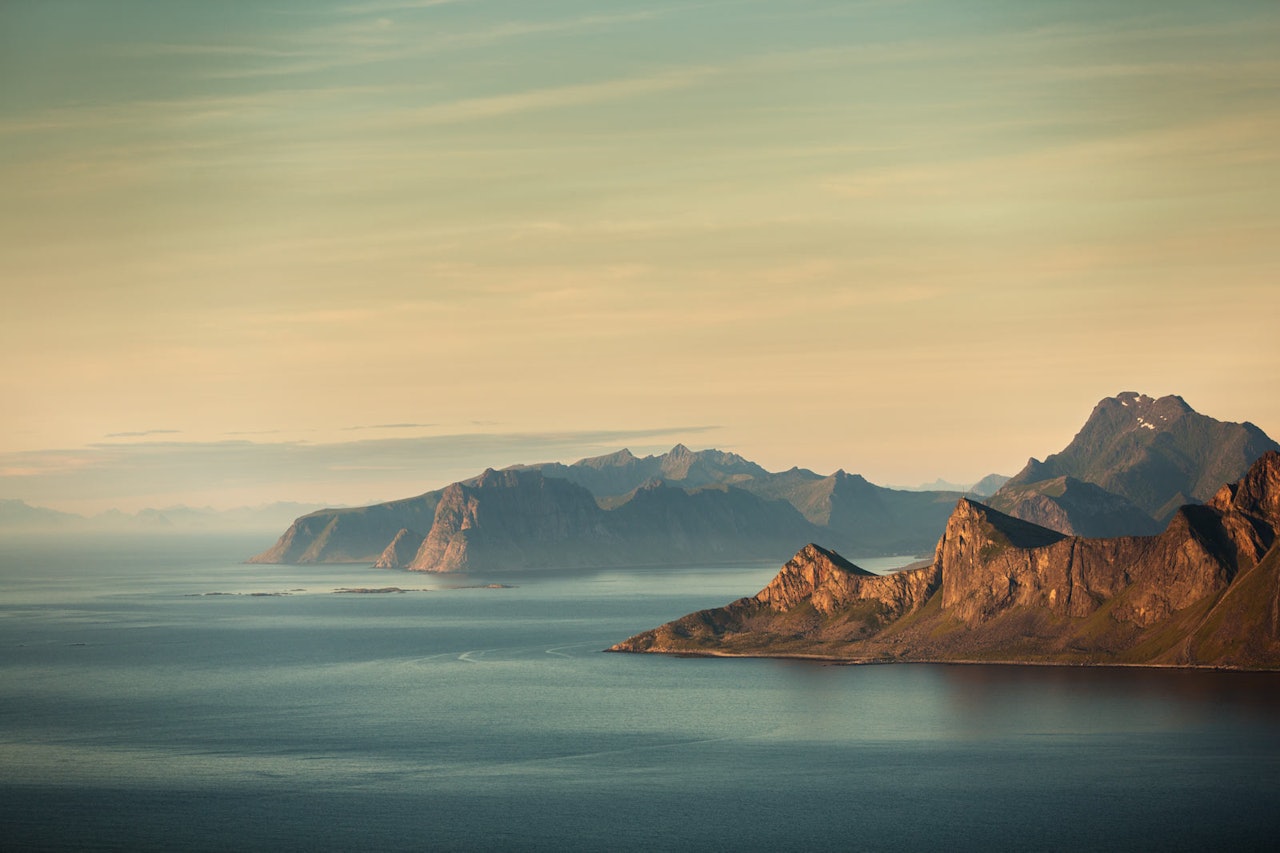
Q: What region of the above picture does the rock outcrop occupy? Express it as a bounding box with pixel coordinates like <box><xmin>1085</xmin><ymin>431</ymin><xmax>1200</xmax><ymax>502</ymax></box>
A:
<box><xmin>611</xmin><ymin>452</ymin><xmax>1280</xmax><ymax>669</ymax></box>
<box><xmin>407</xmin><ymin>468</ymin><xmax>615</xmax><ymax>573</ymax></box>
<box><xmin>373</xmin><ymin>528</ymin><xmax>426</xmax><ymax>569</ymax></box>
<box><xmin>614</xmin><ymin>544</ymin><xmax>940</xmax><ymax>656</ymax></box>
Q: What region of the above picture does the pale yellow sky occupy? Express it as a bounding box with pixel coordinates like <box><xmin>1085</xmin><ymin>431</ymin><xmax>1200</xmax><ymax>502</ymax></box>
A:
<box><xmin>2</xmin><ymin>1</ymin><xmax>1278</xmax><ymax>512</ymax></box>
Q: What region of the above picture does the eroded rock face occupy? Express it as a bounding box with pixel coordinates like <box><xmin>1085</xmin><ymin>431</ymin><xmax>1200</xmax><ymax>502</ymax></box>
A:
<box><xmin>612</xmin><ymin>453</ymin><xmax>1280</xmax><ymax>668</ymax></box>
<box><xmin>247</xmin><ymin>491</ymin><xmax>444</xmax><ymax>564</ymax></box>
<box><xmin>755</xmin><ymin>544</ymin><xmax>937</xmax><ymax>619</ymax></box>
<box><xmin>394</xmin><ymin>469</ymin><xmax>823</xmax><ymax>573</ymax></box>
<box><xmin>610</xmin><ymin>544</ymin><xmax>940</xmax><ymax>654</ymax></box>
<box><xmin>373</xmin><ymin>528</ymin><xmax>426</xmax><ymax>569</ymax></box>
<box><xmin>934</xmin><ymin>500</ymin><xmax>1236</xmax><ymax>627</ymax></box>
<box><xmin>408</xmin><ymin>469</ymin><xmax>611</xmax><ymax>573</ymax></box>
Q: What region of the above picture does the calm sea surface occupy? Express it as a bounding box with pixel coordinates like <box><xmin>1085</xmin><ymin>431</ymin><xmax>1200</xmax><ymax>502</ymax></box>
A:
<box><xmin>2</xmin><ymin>534</ymin><xmax>1279</xmax><ymax>851</ymax></box>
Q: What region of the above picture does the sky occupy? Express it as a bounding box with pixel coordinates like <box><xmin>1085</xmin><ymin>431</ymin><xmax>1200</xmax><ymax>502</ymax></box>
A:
<box><xmin>1</xmin><ymin>0</ymin><xmax>1278</xmax><ymax>514</ymax></box>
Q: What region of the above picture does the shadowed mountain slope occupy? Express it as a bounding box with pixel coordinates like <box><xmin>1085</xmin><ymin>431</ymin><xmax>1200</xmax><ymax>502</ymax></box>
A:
<box><xmin>990</xmin><ymin>392</ymin><xmax>1278</xmax><ymax>532</ymax></box>
<box><xmin>379</xmin><ymin>468</ymin><xmax>821</xmax><ymax>572</ymax></box>
<box><xmin>249</xmin><ymin>445</ymin><xmax>962</xmax><ymax>569</ymax></box>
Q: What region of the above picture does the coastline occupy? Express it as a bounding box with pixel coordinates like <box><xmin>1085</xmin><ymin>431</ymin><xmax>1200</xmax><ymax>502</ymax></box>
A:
<box><xmin>603</xmin><ymin>646</ymin><xmax>1280</xmax><ymax>673</ymax></box>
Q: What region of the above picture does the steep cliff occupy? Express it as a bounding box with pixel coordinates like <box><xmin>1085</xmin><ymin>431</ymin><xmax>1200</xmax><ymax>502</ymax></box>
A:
<box><xmin>373</xmin><ymin>528</ymin><xmax>427</xmax><ymax>569</ymax></box>
<box><xmin>611</xmin><ymin>452</ymin><xmax>1280</xmax><ymax>669</ymax></box>
<box><xmin>398</xmin><ymin>469</ymin><xmax>822</xmax><ymax>573</ymax></box>
<box><xmin>247</xmin><ymin>490</ymin><xmax>444</xmax><ymax>564</ymax></box>
<box><xmin>407</xmin><ymin>468</ymin><xmax>614</xmax><ymax>572</ymax></box>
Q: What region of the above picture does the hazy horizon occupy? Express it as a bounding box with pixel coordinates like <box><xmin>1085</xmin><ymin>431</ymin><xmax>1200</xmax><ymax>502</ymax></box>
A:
<box><xmin>3</xmin><ymin>1</ymin><xmax>1278</xmax><ymax>514</ymax></box>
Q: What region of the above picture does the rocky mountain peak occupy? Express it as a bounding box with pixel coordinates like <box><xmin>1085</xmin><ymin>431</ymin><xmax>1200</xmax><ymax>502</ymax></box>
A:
<box><xmin>575</xmin><ymin>448</ymin><xmax>637</xmax><ymax>468</ymax></box>
<box><xmin>995</xmin><ymin>392</ymin><xmax>1279</xmax><ymax>526</ymax></box>
<box><xmin>1087</xmin><ymin>392</ymin><xmax>1192</xmax><ymax>439</ymax></box>
<box><xmin>943</xmin><ymin>498</ymin><xmax>1069</xmax><ymax>551</ymax></box>
<box><xmin>658</xmin><ymin>444</ymin><xmax>697</xmax><ymax>479</ymax></box>
<box><xmin>753</xmin><ymin>543</ymin><xmax>913</xmax><ymax>615</ymax></box>
<box><xmin>793</xmin><ymin>542</ymin><xmax>867</xmax><ymax>573</ymax></box>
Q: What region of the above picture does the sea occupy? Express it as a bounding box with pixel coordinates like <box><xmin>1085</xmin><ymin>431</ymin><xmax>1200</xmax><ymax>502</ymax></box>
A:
<box><xmin>2</xmin><ymin>533</ymin><xmax>1279</xmax><ymax>852</ymax></box>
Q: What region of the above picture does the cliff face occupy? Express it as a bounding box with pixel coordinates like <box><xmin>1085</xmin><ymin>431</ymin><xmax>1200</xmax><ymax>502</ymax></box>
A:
<box><xmin>612</xmin><ymin>452</ymin><xmax>1280</xmax><ymax>669</ymax></box>
<box><xmin>247</xmin><ymin>491</ymin><xmax>444</xmax><ymax>564</ymax></box>
<box><xmin>407</xmin><ymin>469</ymin><xmax>613</xmax><ymax>573</ymax></box>
<box><xmin>373</xmin><ymin>528</ymin><xmax>427</xmax><ymax>569</ymax></box>
<box><xmin>933</xmin><ymin>500</ymin><xmax>1236</xmax><ymax>628</ymax></box>
<box><xmin>386</xmin><ymin>469</ymin><xmax>823</xmax><ymax>573</ymax></box>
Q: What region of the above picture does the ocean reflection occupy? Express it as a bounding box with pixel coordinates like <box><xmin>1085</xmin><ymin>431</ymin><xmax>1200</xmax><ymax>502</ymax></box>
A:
<box><xmin>932</xmin><ymin>663</ymin><xmax>1280</xmax><ymax>735</ymax></box>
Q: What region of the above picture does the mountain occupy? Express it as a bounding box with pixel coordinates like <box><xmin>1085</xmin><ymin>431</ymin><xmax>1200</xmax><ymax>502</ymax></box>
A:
<box><xmin>892</xmin><ymin>478</ymin><xmax>975</xmax><ymax>493</ymax></box>
<box><xmin>248</xmin><ymin>490</ymin><xmax>446</xmax><ymax>564</ymax></box>
<box><xmin>0</xmin><ymin>500</ymin><xmax>330</xmax><ymax>534</ymax></box>
<box><xmin>250</xmin><ymin>446</ymin><xmax>965</xmax><ymax>570</ymax></box>
<box><xmin>512</xmin><ymin>444</ymin><xmax>767</xmax><ymax>498</ymax></box>
<box><xmin>967</xmin><ymin>473</ymin><xmax>1010</xmax><ymax>497</ymax></box>
<box><xmin>351</xmin><ymin>468</ymin><xmax>820</xmax><ymax>573</ymax></box>
<box><xmin>610</xmin><ymin>452</ymin><xmax>1280</xmax><ymax>669</ymax></box>
<box><xmin>987</xmin><ymin>392</ymin><xmax>1278</xmax><ymax>535</ymax></box>
<box><xmin>984</xmin><ymin>476</ymin><xmax>1161</xmax><ymax>538</ymax></box>
<box><xmin>888</xmin><ymin>474</ymin><xmax>1010</xmax><ymax>496</ymax></box>
<box><xmin>379</xmin><ymin>470</ymin><xmax>831</xmax><ymax>573</ymax></box>
<box><xmin>0</xmin><ymin>499</ymin><xmax>84</xmax><ymax>530</ymax></box>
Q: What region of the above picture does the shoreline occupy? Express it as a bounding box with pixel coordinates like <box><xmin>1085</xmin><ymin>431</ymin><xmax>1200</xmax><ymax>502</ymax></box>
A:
<box><xmin>603</xmin><ymin>646</ymin><xmax>1280</xmax><ymax>673</ymax></box>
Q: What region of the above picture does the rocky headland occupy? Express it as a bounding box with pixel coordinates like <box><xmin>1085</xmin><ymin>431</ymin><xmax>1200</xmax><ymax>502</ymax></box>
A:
<box><xmin>610</xmin><ymin>451</ymin><xmax>1280</xmax><ymax>670</ymax></box>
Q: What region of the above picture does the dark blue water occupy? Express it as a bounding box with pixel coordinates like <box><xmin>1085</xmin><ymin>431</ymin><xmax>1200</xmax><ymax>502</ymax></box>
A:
<box><xmin>2</xmin><ymin>534</ymin><xmax>1279</xmax><ymax>851</ymax></box>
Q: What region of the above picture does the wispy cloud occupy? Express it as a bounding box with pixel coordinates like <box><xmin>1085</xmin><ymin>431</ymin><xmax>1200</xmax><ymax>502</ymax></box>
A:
<box><xmin>342</xmin><ymin>423</ymin><xmax>437</xmax><ymax>431</ymax></box>
<box><xmin>200</xmin><ymin>10</ymin><xmax>660</xmax><ymax>80</ymax></box>
<box><xmin>103</xmin><ymin>429</ymin><xmax>182</xmax><ymax>439</ymax></box>
<box><xmin>337</xmin><ymin>0</ymin><xmax>474</xmax><ymax>15</ymax></box>
<box><xmin>391</xmin><ymin>67</ymin><xmax>715</xmax><ymax>126</ymax></box>
<box><xmin>0</xmin><ymin>85</ymin><xmax>390</xmax><ymax>137</ymax></box>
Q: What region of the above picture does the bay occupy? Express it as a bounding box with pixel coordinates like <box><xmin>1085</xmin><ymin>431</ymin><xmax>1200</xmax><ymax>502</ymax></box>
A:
<box><xmin>2</xmin><ymin>533</ymin><xmax>1278</xmax><ymax>851</ymax></box>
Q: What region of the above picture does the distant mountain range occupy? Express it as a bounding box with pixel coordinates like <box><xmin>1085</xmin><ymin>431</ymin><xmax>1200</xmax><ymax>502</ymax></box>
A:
<box><xmin>0</xmin><ymin>500</ymin><xmax>332</xmax><ymax>534</ymax></box>
<box><xmin>252</xmin><ymin>392</ymin><xmax>1274</xmax><ymax>573</ymax></box>
<box><xmin>890</xmin><ymin>474</ymin><xmax>1009</xmax><ymax>496</ymax></box>
<box><xmin>250</xmin><ymin>445</ymin><xmax>974</xmax><ymax>570</ymax></box>
<box><xmin>610</xmin><ymin>450</ymin><xmax>1280</xmax><ymax>670</ymax></box>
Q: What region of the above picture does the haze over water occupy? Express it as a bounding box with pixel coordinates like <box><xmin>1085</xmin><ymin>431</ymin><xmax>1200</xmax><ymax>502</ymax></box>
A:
<box><xmin>3</xmin><ymin>534</ymin><xmax>1278</xmax><ymax>851</ymax></box>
